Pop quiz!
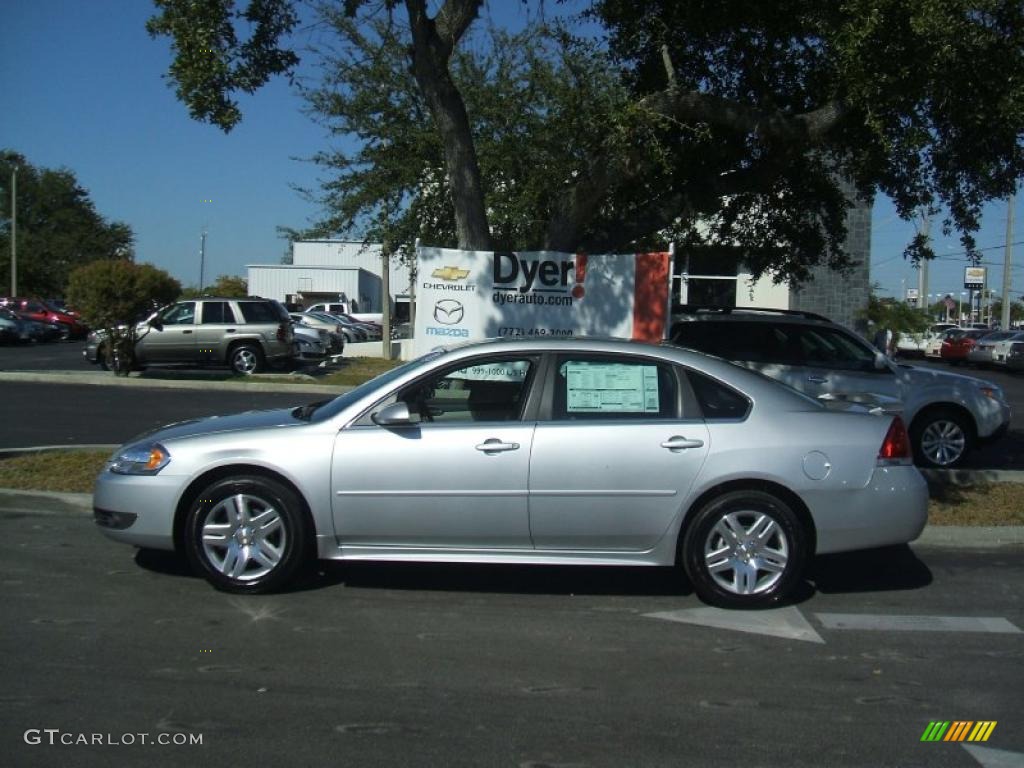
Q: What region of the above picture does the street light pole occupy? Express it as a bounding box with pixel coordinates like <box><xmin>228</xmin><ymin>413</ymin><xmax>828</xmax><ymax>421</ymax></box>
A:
<box><xmin>9</xmin><ymin>165</ymin><xmax>17</xmax><ymax>296</ymax></box>
<box><xmin>1002</xmin><ymin>192</ymin><xmax>1014</xmax><ymax>329</ymax></box>
<box><xmin>198</xmin><ymin>228</ymin><xmax>207</xmax><ymax>292</ymax></box>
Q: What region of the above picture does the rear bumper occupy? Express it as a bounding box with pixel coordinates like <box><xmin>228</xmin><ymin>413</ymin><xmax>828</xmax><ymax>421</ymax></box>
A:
<box><xmin>805</xmin><ymin>465</ymin><xmax>929</xmax><ymax>555</ymax></box>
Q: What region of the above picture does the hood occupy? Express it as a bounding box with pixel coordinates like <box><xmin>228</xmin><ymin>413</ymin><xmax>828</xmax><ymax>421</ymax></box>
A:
<box><xmin>127</xmin><ymin>407</ymin><xmax>304</xmax><ymax>445</ymax></box>
<box><xmin>897</xmin><ymin>363</ymin><xmax>993</xmax><ymax>389</ymax></box>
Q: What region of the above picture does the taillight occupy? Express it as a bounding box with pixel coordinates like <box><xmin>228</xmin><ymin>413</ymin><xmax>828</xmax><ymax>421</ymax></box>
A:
<box><xmin>277</xmin><ymin>323</ymin><xmax>288</xmax><ymax>342</ymax></box>
<box><xmin>878</xmin><ymin>417</ymin><xmax>911</xmax><ymax>465</ymax></box>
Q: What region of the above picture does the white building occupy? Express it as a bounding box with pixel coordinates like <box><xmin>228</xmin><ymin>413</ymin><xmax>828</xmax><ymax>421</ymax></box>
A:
<box><xmin>247</xmin><ymin>241</ymin><xmax>414</xmax><ymax>319</ymax></box>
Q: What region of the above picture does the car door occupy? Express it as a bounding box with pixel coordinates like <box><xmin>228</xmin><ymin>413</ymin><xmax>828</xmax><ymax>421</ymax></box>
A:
<box><xmin>330</xmin><ymin>355</ymin><xmax>539</xmax><ymax>549</ymax></box>
<box><xmin>528</xmin><ymin>353</ymin><xmax>710</xmax><ymax>551</ymax></box>
<box><xmin>138</xmin><ymin>301</ymin><xmax>197</xmax><ymax>363</ymax></box>
<box><xmin>781</xmin><ymin>324</ymin><xmax>902</xmax><ymax>407</ymax></box>
<box><xmin>195</xmin><ymin>301</ymin><xmax>237</xmax><ymax>363</ymax></box>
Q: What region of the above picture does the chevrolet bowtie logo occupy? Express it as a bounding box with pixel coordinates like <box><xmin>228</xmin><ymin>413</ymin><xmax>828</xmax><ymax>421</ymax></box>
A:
<box><xmin>431</xmin><ymin>266</ymin><xmax>471</xmax><ymax>281</ymax></box>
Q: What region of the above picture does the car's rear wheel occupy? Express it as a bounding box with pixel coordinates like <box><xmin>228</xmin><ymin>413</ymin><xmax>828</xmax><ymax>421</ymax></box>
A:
<box><xmin>911</xmin><ymin>408</ymin><xmax>971</xmax><ymax>468</ymax></box>
<box><xmin>229</xmin><ymin>343</ymin><xmax>263</xmax><ymax>375</ymax></box>
<box><xmin>184</xmin><ymin>476</ymin><xmax>309</xmax><ymax>593</ymax></box>
<box><xmin>682</xmin><ymin>490</ymin><xmax>806</xmax><ymax>609</ymax></box>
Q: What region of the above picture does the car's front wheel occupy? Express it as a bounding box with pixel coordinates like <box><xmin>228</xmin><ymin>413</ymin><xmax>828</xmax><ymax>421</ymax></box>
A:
<box><xmin>229</xmin><ymin>343</ymin><xmax>263</xmax><ymax>375</ymax></box>
<box><xmin>682</xmin><ymin>490</ymin><xmax>807</xmax><ymax>609</ymax></box>
<box><xmin>184</xmin><ymin>476</ymin><xmax>310</xmax><ymax>593</ymax></box>
<box><xmin>911</xmin><ymin>408</ymin><xmax>972</xmax><ymax>468</ymax></box>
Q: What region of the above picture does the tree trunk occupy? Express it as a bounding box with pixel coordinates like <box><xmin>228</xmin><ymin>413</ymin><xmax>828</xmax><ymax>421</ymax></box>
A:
<box><xmin>405</xmin><ymin>0</ymin><xmax>492</xmax><ymax>251</ymax></box>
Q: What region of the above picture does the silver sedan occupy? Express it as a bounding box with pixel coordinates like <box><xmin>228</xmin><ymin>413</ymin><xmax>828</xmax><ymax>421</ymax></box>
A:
<box><xmin>93</xmin><ymin>338</ymin><xmax>928</xmax><ymax>608</ymax></box>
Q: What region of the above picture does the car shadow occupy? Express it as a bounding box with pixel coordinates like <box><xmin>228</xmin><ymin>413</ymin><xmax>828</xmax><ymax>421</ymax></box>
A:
<box><xmin>302</xmin><ymin>561</ymin><xmax>693</xmax><ymax>597</ymax></box>
<box><xmin>801</xmin><ymin>544</ymin><xmax>933</xmax><ymax>598</ymax></box>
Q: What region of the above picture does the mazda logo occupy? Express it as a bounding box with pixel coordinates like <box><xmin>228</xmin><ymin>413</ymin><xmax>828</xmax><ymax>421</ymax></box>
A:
<box><xmin>433</xmin><ymin>299</ymin><xmax>464</xmax><ymax>325</ymax></box>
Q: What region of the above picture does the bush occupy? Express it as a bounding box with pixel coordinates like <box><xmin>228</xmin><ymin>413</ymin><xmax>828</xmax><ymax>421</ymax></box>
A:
<box><xmin>66</xmin><ymin>260</ymin><xmax>180</xmax><ymax>374</ymax></box>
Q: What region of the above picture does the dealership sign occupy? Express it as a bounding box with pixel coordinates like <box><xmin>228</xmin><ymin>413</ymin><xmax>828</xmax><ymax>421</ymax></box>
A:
<box><xmin>964</xmin><ymin>266</ymin><xmax>986</xmax><ymax>289</ymax></box>
<box><xmin>414</xmin><ymin>247</ymin><xmax>672</xmax><ymax>355</ymax></box>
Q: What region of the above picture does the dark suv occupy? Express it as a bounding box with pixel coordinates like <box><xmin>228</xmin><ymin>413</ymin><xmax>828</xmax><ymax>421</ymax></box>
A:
<box><xmin>83</xmin><ymin>297</ymin><xmax>294</xmax><ymax>374</ymax></box>
<box><xmin>669</xmin><ymin>306</ymin><xmax>1012</xmax><ymax>468</ymax></box>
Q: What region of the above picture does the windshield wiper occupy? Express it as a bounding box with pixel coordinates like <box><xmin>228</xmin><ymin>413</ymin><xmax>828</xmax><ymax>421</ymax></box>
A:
<box><xmin>292</xmin><ymin>399</ymin><xmax>331</xmax><ymax>421</ymax></box>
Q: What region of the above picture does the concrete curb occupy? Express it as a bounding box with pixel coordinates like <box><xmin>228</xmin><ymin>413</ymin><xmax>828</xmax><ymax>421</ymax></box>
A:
<box><xmin>0</xmin><ymin>369</ymin><xmax>351</xmax><ymax>395</ymax></box>
<box><xmin>0</xmin><ymin>488</ymin><xmax>1019</xmax><ymax>548</ymax></box>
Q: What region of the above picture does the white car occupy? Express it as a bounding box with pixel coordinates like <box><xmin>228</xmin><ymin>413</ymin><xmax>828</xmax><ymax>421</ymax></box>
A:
<box><xmin>898</xmin><ymin>323</ymin><xmax>957</xmax><ymax>356</ymax></box>
<box><xmin>990</xmin><ymin>331</ymin><xmax>1024</xmax><ymax>367</ymax></box>
<box><xmin>671</xmin><ymin>308</ymin><xmax>1012</xmax><ymax>468</ymax></box>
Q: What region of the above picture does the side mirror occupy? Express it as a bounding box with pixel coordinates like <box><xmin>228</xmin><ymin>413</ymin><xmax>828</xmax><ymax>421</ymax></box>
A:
<box><xmin>148</xmin><ymin>316</ymin><xmax>163</xmax><ymax>332</ymax></box>
<box><xmin>371</xmin><ymin>402</ymin><xmax>414</xmax><ymax>426</ymax></box>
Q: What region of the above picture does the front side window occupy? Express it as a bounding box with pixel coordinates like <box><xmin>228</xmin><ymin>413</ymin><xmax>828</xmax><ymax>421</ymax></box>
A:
<box><xmin>553</xmin><ymin>356</ymin><xmax>678</xmax><ymax>420</ymax></box>
<box><xmin>399</xmin><ymin>358</ymin><xmax>535</xmax><ymax>424</ymax></box>
<box><xmin>793</xmin><ymin>326</ymin><xmax>880</xmax><ymax>372</ymax></box>
<box><xmin>161</xmin><ymin>302</ymin><xmax>196</xmax><ymax>325</ymax></box>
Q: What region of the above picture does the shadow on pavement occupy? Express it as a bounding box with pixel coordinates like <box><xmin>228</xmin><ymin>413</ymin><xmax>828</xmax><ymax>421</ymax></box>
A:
<box><xmin>805</xmin><ymin>544</ymin><xmax>933</xmax><ymax>596</ymax></box>
<box><xmin>291</xmin><ymin>561</ymin><xmax>688</xmax><ymax>597</ymax></box>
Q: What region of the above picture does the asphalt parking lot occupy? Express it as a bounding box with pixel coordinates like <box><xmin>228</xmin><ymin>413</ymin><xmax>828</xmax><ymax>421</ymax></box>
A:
<box><xmin>1</xmin><ymin>496</ymin><xmax>1021</xmax><ymax>768</ymax></box>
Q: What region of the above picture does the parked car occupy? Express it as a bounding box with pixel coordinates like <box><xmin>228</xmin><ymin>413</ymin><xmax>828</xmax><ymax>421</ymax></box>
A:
<box><xmin>925</xmin><ymin>327</ymin><xmax>963</xmax><ymax>359</ymax></box>
<box><xmin>0</xmin><ymin>297</ymin><xmax>89</xmax><ymax>339</ymax></box>
<box><xmin>303</xmin><ymin>311</ymin><xmax>367</xmax><ymax>343</ymax></box>
<box><xmin>1002</xmin><ymin>338</ymin><xmax>1024</xmax><ymax>371</ymax></box>
<box><xmin>0</xmin><ymin>308</ymin><xmax>25</xmax><ymax>343</ymax></box>
<box><xmin>966</xmin><ymin>331</ymin><xmax>1020</xmax><ymax>367</ymax></box>
<box><xmin>336</xmin><ymin>313</ymin><xmax>384</xmax><ymax>340</ymax></box>
<box><xmin>83</xmin><ymin>297</ymin><xmax>294</xmax><ymax>374</ymax></box>
<box><xmin>94</xmin><ymin>337</ymin><xmax>927</xmax><ymax>608</ymax></box>
<box><xmin>290</xmin><ymin>321</ymin><xmax>331</xmax><ymax>362</ymax></box>
<box><xmin>291</xmin><ymin>313</ymin><xmax>347</xmax><ymax>351</ymax></box>
<box><xmin>990</xmin><ymin>331</ymin><xmax>1024</xmax><ymax>367</ymax></box>
<box><xmin>669</xmin><ymin>306</ymin><xmax>1011</xmax><ymax>468</ymax></box>
<box><xmin>939</xmin><ymin>329</ymin><xmax>989</xmax><ymax>364</ymax></box>
<box><xmin>897</xmin><ymin>323</ymin><xmax>957</xmax><ymax>356</ymax></box>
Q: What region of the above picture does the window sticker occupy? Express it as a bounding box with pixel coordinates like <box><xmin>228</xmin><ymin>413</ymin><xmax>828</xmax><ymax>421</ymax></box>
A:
<box><xmin>461</xmin><ymin>361</ymin><xmax>531</xmax><ymax>382</ymax></box>
<box><xmin>564</xmin><ymin>362</ymin><xmax>660</xmax><ymax>413</ymax></box>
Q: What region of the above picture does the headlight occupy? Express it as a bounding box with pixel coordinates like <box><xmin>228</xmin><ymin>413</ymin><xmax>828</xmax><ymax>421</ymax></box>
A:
<box><xmin>979</xmin><ymin>385</ymin><xmax>1004</xmax><ymax>401</ymax></box>
<box><xmin>109</xmin><ymin>442</ymin><xmax>170</xmax><ymax>475</ymax></box>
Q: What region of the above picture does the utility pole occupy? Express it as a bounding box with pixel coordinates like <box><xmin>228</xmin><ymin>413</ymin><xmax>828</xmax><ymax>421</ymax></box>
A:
<box><xmin>9</xmin><ymin>165</ymin><xmax>17</xmax><ymax>296</ymax></box>
<box><xmin>917</xmin><ymin>214</ymin><xmax>930</xmax><ymax>309</ymax></box>
<box><xmin>198</xmin><ymin>228</ymin><xmax>207</xmax><ymax>292</ymax></box>
<box><xmin>1002</xmin><ymin>193</ymin><xmax>1014</xmax><ymax>329</ymax></box>
<box><xmin>381</xmin><ymin>241</ymin><xmax>391</xmax><ymax>359</ymax></box>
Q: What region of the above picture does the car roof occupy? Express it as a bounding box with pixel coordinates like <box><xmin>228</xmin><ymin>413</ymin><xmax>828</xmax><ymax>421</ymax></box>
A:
<box><xmin>670</xmin><ymin>305</ymin><xmax>835</xmax><ymax>327</ymax></box>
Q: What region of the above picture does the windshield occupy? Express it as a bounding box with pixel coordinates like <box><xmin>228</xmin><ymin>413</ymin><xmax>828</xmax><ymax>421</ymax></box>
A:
<box><xmin>299</xmin><ymin>349</ymin><xmax>448</xmax><ymax>422</ymax></box>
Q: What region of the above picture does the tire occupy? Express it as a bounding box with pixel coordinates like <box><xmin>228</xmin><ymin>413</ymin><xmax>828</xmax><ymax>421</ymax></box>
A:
<box><xmin>229</xmin><ymin>343</ymin><xmax>263</xmax><ymax>375</ymax></box>
<box><xmin>183</xmin><ymin>476</ymin><xmax>310</xmax><ymax>593</ymax></box>
<box><xmin>911</xmin><ymin>408</ymin><xmax>972</xmax><ymax>468</ymax></box>
<box><xmin>682</xmin><ymin>490</ymin><xmax>807</xmax><ymax>609</ymax></box>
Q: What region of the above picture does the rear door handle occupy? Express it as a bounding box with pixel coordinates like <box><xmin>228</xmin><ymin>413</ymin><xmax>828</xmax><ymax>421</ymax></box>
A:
<box><xmin>226</xmin><ymin>328</ymin><xmax>236</xmax><ymax>333</ymax></box>
<box><xmin>475</xmin><ymin>439</ymin><xmax>520</xmax><ymax>454</ymax></box>
<box><xmin>807</xmin><ymin>375</ymin><xmax>827</xmax><ymax>383</ymax></box>
<box><xmin>661</xmin><ymin>436</ymin><xmax>704</xmax><ymax>451</ymax></box>
<box><xmin>182</xmin><ymin>330</ymin><xmax>193</xmax><ymax>335</ymax></box>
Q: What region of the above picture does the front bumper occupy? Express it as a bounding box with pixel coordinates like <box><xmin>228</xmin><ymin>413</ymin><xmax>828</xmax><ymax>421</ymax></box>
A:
<box><xmin>93</xmin><ymin>469</ymin><xmax>184</xmax><ymax>551</ymax></box>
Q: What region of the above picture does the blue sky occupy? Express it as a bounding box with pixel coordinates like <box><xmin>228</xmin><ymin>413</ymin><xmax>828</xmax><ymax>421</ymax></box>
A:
<box><xmin>2</xmin><ymin>0</ymin><xmax>1020</xmax><ymax>303</ymax></box>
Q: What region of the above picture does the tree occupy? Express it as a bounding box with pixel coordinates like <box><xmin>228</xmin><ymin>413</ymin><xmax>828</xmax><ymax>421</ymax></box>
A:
<box><xmin>860</xmin><ymin>291</ymin><xmax>932</xmax><ymax>347</ymax></box>
<box><xmin>147</xmin><ymin>1</ymin><xmax>1024</xmax><ymax>286</ymax></box>
<box><xmin>1</xmin><ymin>151</ymin><xmax>135</xmax><ymax>297</ymax></box>
<box><xmin>180</xmin><ymin>274</ymin><xmax>248</xmax><ymax>298</ymax></box>
<box><xmin>66</xmin><ymin>260</ymin><xmax>180</xmax><ymax>375</ymax></box>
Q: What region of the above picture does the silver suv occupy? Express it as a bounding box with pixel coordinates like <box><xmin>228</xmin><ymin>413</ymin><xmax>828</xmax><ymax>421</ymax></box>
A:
<box><xmin>670</xmin><ymin>306</ymin><xmax>1012</xmax><ymax>468</ymax></box>
<box><xmin>84</xmin><ymin>297</ymin><xmax>294</xmax><ymax>375</ymax></box>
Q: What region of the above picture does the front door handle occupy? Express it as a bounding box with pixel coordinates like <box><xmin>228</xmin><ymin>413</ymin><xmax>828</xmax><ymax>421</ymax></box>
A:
<box><xmin>807</xmin><ymin>375</ymin><xmax>827</xmax><ymax>384</ymax></box>
<box><xmin>182</xmin><ymin>329</ymin><xmax>193</xmax><ymax>335</ymax></box>
<box><xmin>661</xmin><ymin>436</ymin><xmax>704</xmax><ymax>451</ymax></box>
<box><xmin>475</xmin><ymin>439</ymin><xmax>520</xmax><ymax>454</ymax></box>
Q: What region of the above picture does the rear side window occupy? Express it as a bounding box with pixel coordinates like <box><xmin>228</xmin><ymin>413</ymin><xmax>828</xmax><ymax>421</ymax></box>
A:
<box><xmin>201</xmin><ymin>301</ymin><xmax>236</xmax><ymax>324</ymax></box>
<box><xmin>686</xmin><ymin>370</ymin><xmax>751</xmax><ymax>420</ymax></box>
<box><xmin>552</xmin><ymin>356</ymin><xmax>679</xmax><ymax>420</ymax></box>
<box><xmin>673</xmin><ymin>321</ymin><xmax>799</xmax><ymax>365</ymax></box>
<box><xmin>238</xmin><ymin>301</ymin><xmax>282</xmax><ymax>323</ymax></box>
